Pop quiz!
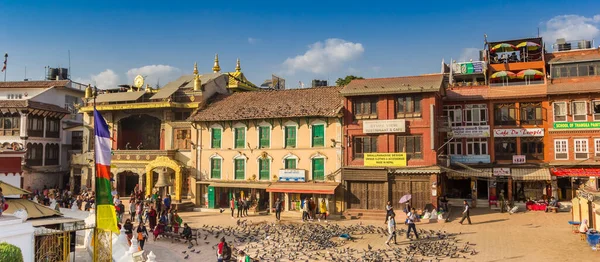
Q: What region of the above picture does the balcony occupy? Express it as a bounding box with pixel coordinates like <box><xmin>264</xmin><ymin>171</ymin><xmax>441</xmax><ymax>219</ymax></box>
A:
<box><xmin>489</xmin><ymin>80</ymin><xmax>544</xmax><ymax>87</ymax></box>
<box><xmin>111</xmin><ymin>149</ymin><xmax>177</xmax><ymax>162</ymax></box>
<box><xmin>551</xmin><ymin>39</ymin><xmax>595</xmax><ymax>53</ymax></box>
<box><xmin>489</xmin><ymin>61</ymin><xmax>545</xmax><ymax>72</ymax></box>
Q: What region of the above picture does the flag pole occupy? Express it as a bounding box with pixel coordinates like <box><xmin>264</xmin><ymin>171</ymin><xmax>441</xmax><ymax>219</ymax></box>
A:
<box><xmin>92</xmin><ymin>84</ymin><xmax>99</xmax><ymax>262</ymax></box>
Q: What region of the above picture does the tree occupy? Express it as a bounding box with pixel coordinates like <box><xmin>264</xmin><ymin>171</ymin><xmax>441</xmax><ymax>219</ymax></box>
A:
<box><xmin>336</xmin><ymin>75</ymin><xmax>364</xmax><ymax>86</ymax></box>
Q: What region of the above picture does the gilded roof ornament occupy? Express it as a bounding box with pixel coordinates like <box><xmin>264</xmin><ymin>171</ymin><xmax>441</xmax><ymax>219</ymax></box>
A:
<box><xmin>235</xmin><ymin>58</ymin><xmax>241</xmax><ymax>72</ymax></box>
<box><xmin>212</xmin><ymin>54</ymin><xmax>221</xmax><ymax>73</ymax></box>
<box><xmin>193</xmin><ymin>62</ymin><xmax>198</xmax><ymax>75</ymax></box>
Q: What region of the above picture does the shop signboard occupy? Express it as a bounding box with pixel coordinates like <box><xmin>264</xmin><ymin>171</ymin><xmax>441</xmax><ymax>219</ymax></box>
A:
<box><xmin>512</xmin><ymin>155</ymin><xmax>526</xmax><ymax>164</ymax></box>
<box><xmin>451</xmin><ymin>125</ymin><xmax>490</xmax><ymax>138</ymax></box>
<box><xmin>364</xmin><ymin>153</ymin><xmax>407</xmax><ymax>167</ymax></box>
<box><xmin>551</xmin><ymin>168</ymin><xmax>600</xmax><ymax>177</ymax></box>
<box><xmin>278</xmin><ymin>169</ymin><xmax>306</xmax><ymax>182</ymax></box>
<box><xmin>493</xmin><ymin>168</ymin><xmax>511</xmax><ymax>176</ymax></box>
<box><xmin>452</xmin><ymin>61</ymin><xmax>486</xmax><ymax>75</ymax></box>
<box><xmin>553</xmin><ymin>122</ymin><xmax>600</xmax><ymax>129</ymax></box>
<box><xmin>493</xmin><ymin>128</ymin><xmax>544</xmax><ymax>137</ymax></box>
<box><xmin>363</xmin><ymin>119</ymin><xmax>406</xmax><ymax>134</ymax></box>
<box><xmin>450</xmin><ymin>154</ymin><xmax>491</xmax><ymax>164</ymax></box>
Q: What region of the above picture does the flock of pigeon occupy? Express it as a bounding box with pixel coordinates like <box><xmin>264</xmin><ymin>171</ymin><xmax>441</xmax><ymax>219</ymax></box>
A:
<box><xmin>176</xmin><ymin>219</ymin><xmax>478</xmax><ymax>261</ymax></box>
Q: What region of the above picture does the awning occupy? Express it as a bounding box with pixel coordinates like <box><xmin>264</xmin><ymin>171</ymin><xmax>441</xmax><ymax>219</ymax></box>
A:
<box><xmin>209</xmin><ymin>181</ymin><xmax>270</xmax><ymax>189</ymax></box>
<box><xmin>445</xmin><ymin>168</ymin><xmax>492</xmax><ymax>178</ymax></box>
<box><xmin>391</xmin><ymin>166</ymin><xmax>441</xmax><ymax>174</ymax></box>
<box><xmin>0</xmin><ymin>180</ymin><xmax>30</xmax><ymax>195</ymax></box>
<box><xmin>4</xmin><ymin>199</ymin><xmax>62</xmax><ymax>219</ymax></box>
<box><xmin>95</xmin><ymin>91</ymin><xmax>146</xmax><ymax>103</ymax></box>
<box><xmin>266</xmin><ymin>182</ymin><xmax>339</xmax><ymax>195</ymax></box>
<box><xmin>551</xmin><ymin>168</ymin><xmax>600</xmax><ymax>177</ymax></box>
<box><xmin>512</xmin><ymin>168</ymin><xmax>551</xmax><ymax>181</ymax></box>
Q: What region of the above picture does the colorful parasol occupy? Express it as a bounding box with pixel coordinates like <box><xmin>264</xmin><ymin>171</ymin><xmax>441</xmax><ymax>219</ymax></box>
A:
<box><xmin>490</xmin><ymin>71</ymin><xmax>517</xmax><ymax>79</ymax></box>
<box><xmin>491</xmin><ymin>43</ymin><xmax>516</xmax><ymax>53</ymax></box>
<box><xmin>399</xmin><ymin>194</ymin><xmax>412</xmax><ymax>204</ymax></box>
<box><xmin>516</xmin><ymin>41</ymin><xmax>541</xmax><ymax>51</ymax></box>
<box><xmin>516</xmin><ymin>69</ymin><xmax>544</xmax><ymax>79</ymax></box>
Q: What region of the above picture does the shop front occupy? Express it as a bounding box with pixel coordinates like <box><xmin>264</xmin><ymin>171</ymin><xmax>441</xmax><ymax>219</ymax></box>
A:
<box><xmin>389</xmin><ymin>168</ymin><xmax>439</xmax><ymax>211</ymax></box>
<box><xmin>551</xmin><ymin>168</ymin><xmax>600</xmax><ymax>200</ymax></box>
<box><xmin>341</xmin><ymin>168</ymin><xmax>388</xmax><ymax>211</ymax></box>
<box><xmin>444</xmin><ymin>168</ymin><xmax>492</xmax><ymax>208</ymax></box>
<box><xmin>510</xmin><ymin>168</ymin><xmax>552</xmax><ymax>202</ymax></box>
<box><xmin>207</xmin><ymin>181</ymin><xmax>270</xmax><ymax>211</ymax></box>
<box><xmin>266</xmin><ymin>182</ymin><xmax>339</xmax><ymax>216</ymax></box>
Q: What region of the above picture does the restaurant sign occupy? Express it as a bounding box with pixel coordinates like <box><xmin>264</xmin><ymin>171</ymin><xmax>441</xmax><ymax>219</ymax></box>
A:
<box><xmin>278</xmin><ymin>169</ymin><xmax>306</xmax><ymax>182</ymax></box>
<box><xmin>493</xmin><ymin>168</ymin><xmax>511</xmax><ymax>176</ymax></box>
<box><xmin>450</xmin><ymin>155</ymin><xmax>491</xmax><ymax>164</ymax></box>
<box><xmin>451</xmin><ymin>125</ymin><xmax>490</xmax><ymax>138</ymax></box>
<box><xmin>512</xmin><ymin>155</ymin><xmax>526</xmax><ymax>164</ymax></box>
<box><xmin>363</xmin><ymin>119</ymin><xmax>406</xmax><ymax>134</ymax></box>
<box><xmin>553</xmin><ymin>122</ymin><xmax>600</xmax><ymax>129</ymax></box>
<box><xmin>364</xmin><ymin>153</ymin><xmax>407</xmax><ymax>167</ymax></box>
<box><xmin>493</xmin><ymin>128</ymin><xmax>544</xmax><ymax>137</ymax></box>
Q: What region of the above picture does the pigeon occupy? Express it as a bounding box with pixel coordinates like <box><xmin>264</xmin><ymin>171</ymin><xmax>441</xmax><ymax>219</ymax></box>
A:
<box><xmin>183</xmin><ymin>254</ymin><xmax>189</xmax><ymax>259</ymax></box>
<box><xmin>181</xmin><ymin>251</ymin><xmax>186</xmax><ymax>254</ymax></box>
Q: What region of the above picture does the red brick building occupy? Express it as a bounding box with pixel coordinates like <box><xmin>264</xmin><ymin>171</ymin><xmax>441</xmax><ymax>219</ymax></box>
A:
<box><xmin>340</xmin><ymin>74</ymin><xmax>444</xmax><ymax>214</ymax></box>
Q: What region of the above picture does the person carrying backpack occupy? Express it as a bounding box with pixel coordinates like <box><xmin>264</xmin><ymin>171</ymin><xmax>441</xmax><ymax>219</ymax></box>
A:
<box><xmin>217</xmin><ymin>237</ymin><xmax>231</xmax><ymax>262</ymax></box>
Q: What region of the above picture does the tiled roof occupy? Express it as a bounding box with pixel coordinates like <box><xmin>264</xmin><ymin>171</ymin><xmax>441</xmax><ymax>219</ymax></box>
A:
<box><xmin>341</xmin><ymin>74</ymin><xmax>443</xmax><ymax>96</ymax></box>
<box><xmin>0</xmin><ymin>80</ymin><xmax>70</xmax><ymax>88</ymax></box>
<box><xmin>548</xmin><ymin>79</ymin><xmax>600</xmax><ymax>94</ymax></box>
<box><xmin>189</xmin><ymin>86</ymin><xmax>343</xmax><ymax>121</ymax></box>
<box><xmin>446</xmin><ymin>84</ymin><xmax>547</xmax><ymax>100</ymax></box>
<box><xmin>445</xmin><ymin>87</ymin><xmax>489</xmax><ymax>101</ymax></box>
<box><xmin>0</xmin><ymin>100</ymin><xmax>70</xmax><ymax>113</ymax></box>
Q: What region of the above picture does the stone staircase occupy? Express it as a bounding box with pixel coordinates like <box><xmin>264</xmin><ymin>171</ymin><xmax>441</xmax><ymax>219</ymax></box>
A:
<box><xmin>342</xmin><ymin>209</ymin><xmax>389</xmax><ymax>221</ymax></box>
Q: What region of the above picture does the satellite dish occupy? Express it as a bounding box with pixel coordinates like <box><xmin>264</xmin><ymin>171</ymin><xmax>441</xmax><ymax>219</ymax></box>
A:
<box><xmin>133</xmin><ymin>75</ymin><xmax>144</xmax><ymax>89</ymax></box>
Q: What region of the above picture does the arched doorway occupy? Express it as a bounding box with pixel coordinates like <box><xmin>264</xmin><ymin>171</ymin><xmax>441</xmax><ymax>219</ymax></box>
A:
<box><xmin>117</xmin><ymin>171</ymin><xmax>140</xmax><ymax>197</ymax></box>
<box><xmin>118</xmin><ymin>114</ymin><xmax>161</xmax><ymax>150</ymax></box>
<box><xmin>146</xmin><ymin>156</ymin><xmax>183</xmax><ymax>201</ymax></box>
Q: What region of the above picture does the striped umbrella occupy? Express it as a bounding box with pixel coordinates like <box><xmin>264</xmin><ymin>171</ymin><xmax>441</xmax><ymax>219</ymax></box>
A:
<box><xmin>490</xmin><ymin>71</ymin><xmax>517</xmax><ymax>79</ymax></box>
<box><xmin>516</xmin><ymin>41</ymin><xmax>541</xmax><ymax>51</ymax></box>
<box><xmin>491</xmin><ymin>43</ymin><xmax>516</xmax><ymax>53</ymax></box>
<box><xmin>516</xmin><ymin>69</ymin><xmax>544</xmax><ymax>79</ymax></box>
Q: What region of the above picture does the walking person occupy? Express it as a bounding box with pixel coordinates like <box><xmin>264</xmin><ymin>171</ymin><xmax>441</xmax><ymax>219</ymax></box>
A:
<box><xmin>302</xmin><ymin>198</ymin><xmax>309</xmax><ymax>222</ymax></box>
<box><xmin>319</xmin><ymin>199</ymin><xmax>328</xmax><ymax>222</ymax></box>
<box><xmin>459</xmin><ymin>200</ymin><xmax>472</xmax><ymax>225</ymax></box>
<box><xmin>129</xmin><ymin>199</ymin><xmax>136</xmax><ymax>222</ymax></box>
<box><xmin>244</xmin><ymin>198</ymin><xmax>249</xmax><ymax>216</ymax></box>
<box><xmin>148</xmin><ymin>206</ymin><xmax>157</xmax><ymax>230</ymax></box>
<box><xmin>275</xmin><ymin>198</ymin><xmax>282</xmax><ymax>221</ymax></box>
<box><xmin>136</xmin><ymin>201</ymin><xmax>143</xmax><ymax>223</ymax></box>
<box><xmin>164</xmin><ymin>194</ymin><xmax>171</xmax><ymax>212</ymax></box>
<box><xmin>136</xmin><ymin>222</ymin><xmax>148</xmax><ymax>250</ymax></box>
<box><xmin>230</xmin><ymin>198</ymin><xmax>235</xmax><ymax>219</ymax></box>
<box><xmin>237</xmin><ymin>198</ymin><xmax>243</xmax><ymax>218</ymax></box>
<box><xmin>385</xmin><ymin>213</ymin><xmax>397</xmax><ymax>246</ymax></box>
<box><xmin>384</xmin><ymin>201</ymin><xmax>393</xmax><ymax>224</ymax></box>
<box><xmin>406</xmin><ymin>208</ymin><xmax>419</xmax><ymax>239</ymax></box>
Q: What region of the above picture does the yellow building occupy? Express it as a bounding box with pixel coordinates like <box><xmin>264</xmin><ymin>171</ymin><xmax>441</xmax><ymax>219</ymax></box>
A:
<box><xmin>73</xmin><ymin>55</ymin><xmax>258</xmax><ymax>204</ymax></box>
<box><xmin>189</xmin><ymin>86</ymin><xmax>344</xmax><ymax>215</ymax></box>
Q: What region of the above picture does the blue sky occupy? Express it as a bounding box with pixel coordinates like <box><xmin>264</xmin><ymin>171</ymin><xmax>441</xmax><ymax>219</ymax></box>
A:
<box><xmin>1</xmin><ymin>0</ymin><xmax>599</xmax><ymax>89</ymax></box>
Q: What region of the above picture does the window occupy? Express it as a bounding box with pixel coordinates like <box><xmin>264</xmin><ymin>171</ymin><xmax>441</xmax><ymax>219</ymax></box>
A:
<box><xmin>443</xmin><ymin>105</ymin><xmax>462</xmax><ymax>126</ymax></box>
<box><xmin>210</xmin><ymin>158</ymin><xmax>221</xmax><ymax>179</ymax></box>
<box><xmin>593</xmin><ymin>101</ymin><xmax>600</xmax><ymax>121</ymax></box>
<box><xmin>259</xmin><ymin>158</ymin><xmax>270</xmax><ymax>180</ymax></box>
<box><xmin>521</xmin><ymin>137</ymin><xmax>544</xmax><ymax>160</ymax></box>
<box><xmin>467</xmin><ymin>138</ymin><xmax>488</xmax><ymax>155</ymax></box>
<box><xmin>494</xmin><ymin>103</ymin><xmax>516</xmax><ymax>125</ymax></box>
<box><xmin>494</xmin><ymin>137</ymin><xmax>516</xmax><ymax>160</ymax></box>
<box><xmin>520</xmin><ymin>102</ymin><xmax>542</xmax><ymax>125</ymax></box>
<box><xmin>353</xmin><ymin>98</ymin><xmax>377</xmax><ymax>118</ymax></box>
<box><xmin>446</xmin><ymin>140</ymin><xmax>462</xmax><ymax>155</ymax></box>
<box><xmin>312</xmin><ymin>124</ymin><xmax>325</xmax><ymax>147</ymax></box>
<box><xmin>464</xmin><ymin>104</ymin><xmax>487</xmax><ymax>126</ymax></box>
<box><xmin>554</xmin><ymin>139</ymin><xmax>568</xmax><ymax>160</ymax></box>
<box><xmin>552</xmin><ymin>62</ymin><xmax>600</xmax><ymax>78</ymax></box>
<box><xmin>174</xmin><ymin>129</ymin><xmax>191</xmax><ymax>150</ymax></box>
<box><xmin>173</xmin><ymin>111</ymin><xmax>191</xmax><ymax>121</ymax></box>
<box><xmin>0</xmin><ymin>113</ymin><xmax>20</xmax><ymax>136</ymax></box>
<box><xmin>285</xmin><ymin>126</ymin><xmax>296</xmax><ymax>148</ymax></box>
<box><xmin>27</xmin><ymin>116</ymin><xmax>44</xmax><ymax>137</ymax></box>
<box><xmin>71</xmin><ymin>131</ymin><xmax>83</xmax><ymax>150</ymax></box>
<box><xmin>312</xmin><ymin>158</ymin><xmax>325</xmax><ymax>181</ymax></box>
<box><xmin>572</xmin><ymin>101</ymin><xmax>587</xmax><ymax>121</ymax></box>
<box><xmin>45</xmin><ymin>144</ymin><xmax>59</xmax><ymax>165</ymax></box>
<box><xmin>259</xmin><ymin>126</ymin><xmax>270</xmax><ymax>148</ymax></box>
<box><xmin>65</xmin><ymin>95</ymin><xmax>79</xmax><ymax>110</ymax></box>
<box><xmin>575</xmin><ymin>139</ymin><xmax>589</xmax><ymax>160</ymax></box>
<box><xmin>46</xmin><ymin>118</ymin><xmax>60</xmax><ymax>138</ymax></box>
<box><xmin>26</xmin><ymin>143</ymin><xmax>43</xmax><ymax>166</ymax></box>
<box><xmin>397</xmin><ymin>95</ymin><xmax>422</xmax><ymax>118</ymax></box>
<box><xmin>284</xmin><ymin>158</ymin><xmax>297</xmax><ymax>169</ymax></box>
<box><xmin>211</xmin><ymin>128</ymin><xmax>221</xmax><ymax>148</ymax></box>
<box><xmin>553</xmin><ymin>102</ymin><xmax>567</xmax><ymax>122</ymax></box>
<box><xmin>595</xmin><ymin>139</ymin><xmax>600</xmax><ymax>158</ymax></box>
<box><xmin>396</xmin><ymin>135</ymin><xmax>423</xmax><ymax>160</ymax></box>
<box><xmin>234</xmin><ymin>159</ymin><xmax>245</xmax><ymax>180</ymax></box>
<box><xmin>353</xmin><ymin>136</ymin><xmax>378</xmax><ymax>159</ymax></box>
<box><xmin>234</xmin><ymin>127</ymin><xmax>245</xmax><ymax>148</ymax></box>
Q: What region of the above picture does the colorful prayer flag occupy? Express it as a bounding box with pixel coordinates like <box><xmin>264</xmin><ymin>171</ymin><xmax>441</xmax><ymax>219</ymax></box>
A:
<box><xmin>94</xmin><ymin>109</ymin><xmax>119</xmax><ymax>233</ymax></box>
<box><xmin>1</xmin><ymin>53</ymin><xmax>7</xmax><ymax>72</ymax></box>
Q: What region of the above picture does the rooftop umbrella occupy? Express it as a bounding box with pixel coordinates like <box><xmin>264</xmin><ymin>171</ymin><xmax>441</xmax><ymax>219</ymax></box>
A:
<box><xmin>399</xmin><ymin>194</ymin><xmax>412</xmax><ymax>204</ymax></box>
<box><xmin>490</xmin><ymin>71</ymin><xmax>517</xmax><ymax>79</ymax></box>
<box><xmin>516</xmin><ymin>69</ymin><xmax>544</xmax><ymax>79</ymax></box>
<box><xmin>516</xmin><ymin>41</ymin><xmax>541</xmax><ymax>51</ymax></box>
<box><xmin>491</xmin><ymin>43</ymin><xmax>516</xmax><ymax>53</ymax></box>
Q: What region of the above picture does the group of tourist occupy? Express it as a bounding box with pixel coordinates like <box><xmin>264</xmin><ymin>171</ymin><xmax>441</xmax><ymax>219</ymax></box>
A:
<box><xmin>229</xmin><ymin>197</ymin><xmax>252</xmax><ymax>218</ymax></box>
<box><xmin>301</xmin><ymin>197</ymin><xmax>328</xmax><ymax>222</ymax></box>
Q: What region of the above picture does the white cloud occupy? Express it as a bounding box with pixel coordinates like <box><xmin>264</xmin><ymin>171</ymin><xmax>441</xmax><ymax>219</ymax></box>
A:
<box><xmin>126</xmin><ymin>65</ymin><xmax>181</xmax><ymax>88</ymax></box>
<box><xmin>248</xmin><ymin>37</ymin><xmax>260</xmax><ymax>44</ymax></box>
<box><xmin>74</xmin><ymin>69</ymin><xmax>120</xmax><ymax>90</ymax></box>
<box><xmin>541</xmin><ymin>14</ymin><xmax>600</xmax><ymax>43</ymax></box>
<box><xmin>458</xmin><ymin>48</ymin><xmax>480</xmax><ymax>62</ymax></box>
<box><xmin>371</xmin><ymin>66</ymin><xmax>381</xmax><ymax>73</ymax></box>
<box><xmin>282</xmin><ymin>38</ymin><xmax>364</xmax><ymax>75</ymax></box>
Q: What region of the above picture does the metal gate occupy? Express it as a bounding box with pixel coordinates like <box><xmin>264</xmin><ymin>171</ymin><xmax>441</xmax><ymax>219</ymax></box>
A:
<box><xmin>34</xmin><ymin>230</ymin><xmax>71</xmax><ymax>262</ymax></box>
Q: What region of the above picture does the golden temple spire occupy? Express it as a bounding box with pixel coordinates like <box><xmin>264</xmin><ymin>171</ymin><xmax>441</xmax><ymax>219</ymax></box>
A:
<box><xmin>212</xmin><ymin>53</ymin><xmax>221</xmax><ymax>73</ymax></box>
<box><xmin>193</xmin><ymin>62</ymin><xmax>198</xmax><ymax>75</ymax></box>
<box><xmin>235</xmin><ymin>58</ymin><xmax>241</xmax><ymax>72</ymax></box>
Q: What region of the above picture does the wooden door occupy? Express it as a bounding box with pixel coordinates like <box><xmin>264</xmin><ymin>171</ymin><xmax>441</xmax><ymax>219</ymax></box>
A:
<box><xmin>366</xmin><ymin>182</ymin><xmax>385</xmax><ymax>210</ymax></box>
<box><xmin>411</xmin><ymin>181</ymin><xmax>429</xmax><ymax>210</ymax></box>
<box><xmin>348</xmin><ymin>182</ymin><xmax>367</xmax><ymax>209</ymax></box>
<box><xmin>392</xmin><ymin>179</ymin><xmax>411</xmax><ymax>210</ymax></box>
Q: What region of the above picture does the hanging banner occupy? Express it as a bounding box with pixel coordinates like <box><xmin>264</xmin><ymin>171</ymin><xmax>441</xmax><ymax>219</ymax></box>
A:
<box><xmin>364</xmin><ymin>153</ymin><xmax>407</xmax><ymax>167</ymax></box>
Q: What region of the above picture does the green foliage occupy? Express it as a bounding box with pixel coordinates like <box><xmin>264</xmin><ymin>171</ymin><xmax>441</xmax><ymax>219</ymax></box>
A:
<box><xmin>335</xmin><ymin>75</ymin><xmax>364</xmax><ymax>87</ymax></box>
<box><xmin>0</xmin><ymin>242</ymin><xmax>24</xmax><ymax>262</ymax></box>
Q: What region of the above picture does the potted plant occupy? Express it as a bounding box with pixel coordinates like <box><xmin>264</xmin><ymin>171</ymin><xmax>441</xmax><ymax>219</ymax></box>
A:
<box><xmin>0</xmin><ymin>242</ymin><xmax>24</xmax><ymax>262</ymax></box>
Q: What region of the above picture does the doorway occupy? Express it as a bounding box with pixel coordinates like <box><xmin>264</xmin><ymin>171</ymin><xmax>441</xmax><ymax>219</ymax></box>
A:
<box><xmin>477</xmin><ymin>179</ymin><xmax>489</xmax><ymax>199</ymax></box>
<box><xmin>118</xmin><ymin>171</ymin><xmax>139</xmax><ymax>197</ymax></box>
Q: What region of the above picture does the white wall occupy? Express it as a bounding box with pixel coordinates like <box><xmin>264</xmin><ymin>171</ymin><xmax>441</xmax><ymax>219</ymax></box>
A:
<box><xmin>0</xmin><ymin>216</ymin><xmax>35</xmax><ymax>262</ymax></box>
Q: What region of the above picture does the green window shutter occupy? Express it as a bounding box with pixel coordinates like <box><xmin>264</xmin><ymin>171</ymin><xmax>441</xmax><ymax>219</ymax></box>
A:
<box><xmin>235</xmin><ymin>159</ymin><xmax>245</xmax><ymax>180</ymax></box>
<box><xmin>312</xmin><ymin>125</ymin><xmax>325</xmax><ymax>147</ymax></box>
<box><xmin>211</xmin><ymin>158</ymin><xmax>221</xmax><ymax>179</ymax></box>
<box><xmin>259</xmin><ymin>159</ymin><xmax>270</xmax><ymax>180</ymax></box>
<box><xmin>211</xmin><ymin>129</ymin><xmax>221</xmax><ymax>148</ymax></box>
<box><xmin>259</xmin><ymin>126</ymin><xmax>270</xmax><ymax>148</ymax></box>
<box><xmin>235</xmin><ymin>128</ymin><xmax>245</xmax><ymax>148</ymax></box>
<box><xmin>312</xmin><ymin>158</ymin><xmax>325</xmax><ymax>181</ymax></box>
<box><xmin>285</xmin><ymin>158</ymin><xmax>296</xmax><ymax>169</ymax></box>
<box><xmin>286</xmin><ymin>126</ymin><xmax>296</xmax><ymax>148</ymax></box>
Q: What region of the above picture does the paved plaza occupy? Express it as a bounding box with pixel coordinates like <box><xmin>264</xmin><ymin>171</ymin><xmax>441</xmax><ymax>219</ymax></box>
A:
<box><xmin>115</xmin><ymin>208</ymin><xmax>598</xmax><ymax>262</ymax></box>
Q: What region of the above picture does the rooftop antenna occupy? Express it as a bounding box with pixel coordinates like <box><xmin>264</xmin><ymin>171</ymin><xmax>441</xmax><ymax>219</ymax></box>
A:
<box><xmin>156</xmin><ymin>78</ymin><xmax>160</xmax><ymax>88</ymax></box>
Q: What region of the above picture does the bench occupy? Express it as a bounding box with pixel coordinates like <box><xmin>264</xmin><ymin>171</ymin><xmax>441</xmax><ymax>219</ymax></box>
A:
<box><xmin>159</xmin><ymin>229</ymin><xmax>198</xmax><ymax>245</ymax></box>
